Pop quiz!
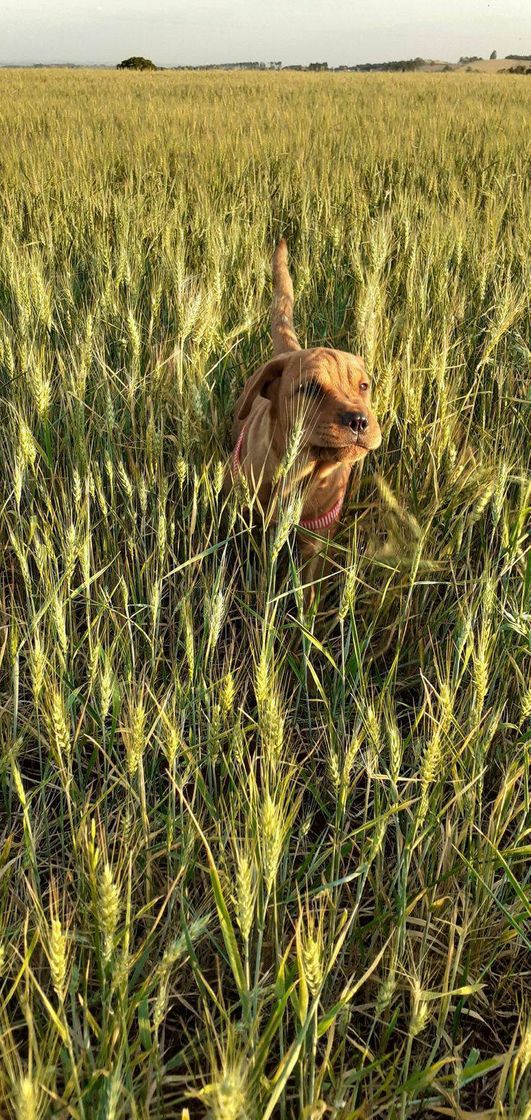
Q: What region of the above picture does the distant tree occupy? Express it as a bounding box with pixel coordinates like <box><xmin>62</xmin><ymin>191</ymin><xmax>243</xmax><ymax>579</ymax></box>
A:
<box><xmin>490</xmin><ymin>50</ymin><xmax>497</xmax><ymax>59</ymax></box>
<box><xmin>353</xmin><ymin>58</ymin><xmax>425</xmax><ymax>72</ymax></box>
<box><xmin>117</xmin><ymin>57</ymin><xmax>157</xmax><ymax>71</ymax></box>
<box><xmin>308</xmin><ymin>61</ymin><xmax>328</xmax><ymax>71</ymax></box>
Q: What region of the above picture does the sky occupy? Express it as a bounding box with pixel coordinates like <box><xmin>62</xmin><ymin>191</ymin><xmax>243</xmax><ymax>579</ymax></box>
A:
<box><xmin>2</xmin><ymin>0</ymin><xmax>530</xmax><ymax>67</ymax></box>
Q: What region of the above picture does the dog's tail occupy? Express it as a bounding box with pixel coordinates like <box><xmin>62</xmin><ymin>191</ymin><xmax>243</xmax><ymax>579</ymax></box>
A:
<box><xmin>271</xmin><ymin>239</ymin><xmax>300</xmax><ymax>354</ymax></box>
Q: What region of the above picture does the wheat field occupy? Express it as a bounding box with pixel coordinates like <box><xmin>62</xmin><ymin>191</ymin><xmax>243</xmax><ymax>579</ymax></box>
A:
<box><xmin>0</xmin><ymin>68</ymin><xmax>530</xmax><ymax>1118</ymax></box>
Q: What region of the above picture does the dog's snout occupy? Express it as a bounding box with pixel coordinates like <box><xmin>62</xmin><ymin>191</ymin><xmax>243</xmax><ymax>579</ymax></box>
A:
<box><xmin>339</xmin><ymin>410</ymin><xmax>369</xmax><ymax>434</ymax></box>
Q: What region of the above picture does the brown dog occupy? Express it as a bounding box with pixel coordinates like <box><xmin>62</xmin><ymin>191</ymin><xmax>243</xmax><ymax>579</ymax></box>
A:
<box><xmin>229</xmin><ymin>239</ymin><xmax>381</xmax><ymax>591</ymax></box>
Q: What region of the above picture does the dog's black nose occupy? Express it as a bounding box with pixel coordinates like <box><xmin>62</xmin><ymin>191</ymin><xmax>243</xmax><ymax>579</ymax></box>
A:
<box><xmin>340</xmin><ymin>410</ymin><xmax>369</xmax><ymax>434</ymax></box>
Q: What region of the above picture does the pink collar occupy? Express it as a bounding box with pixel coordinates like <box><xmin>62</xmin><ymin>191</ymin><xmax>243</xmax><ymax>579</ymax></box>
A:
<box><xmin>232</xmin><ymin>423</ymin><xmax>345</xmax><ymax>532</ymax></box>
<box><xmin>232</xmin><ymin>424</ymin><xmax>247</xmax><ymax>475</ymax></box>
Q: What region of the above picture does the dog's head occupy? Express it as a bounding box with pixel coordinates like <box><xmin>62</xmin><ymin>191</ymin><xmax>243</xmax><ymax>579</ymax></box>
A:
<box><xmin>235</xmin><ymin>347</ymin><xmax>381</xmax><ymax>463</ymax></box>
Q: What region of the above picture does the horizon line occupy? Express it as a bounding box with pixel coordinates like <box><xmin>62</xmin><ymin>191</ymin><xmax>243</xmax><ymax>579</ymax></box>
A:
<box><xmin>1</xmin><ymin>52</ymin><xmax>529</xmax><ymax>69</ymax></box>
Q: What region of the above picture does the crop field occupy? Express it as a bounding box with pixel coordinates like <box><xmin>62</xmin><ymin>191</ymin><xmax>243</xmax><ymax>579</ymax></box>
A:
<box><xmin>0</xmin><ymin>68</ymin><xmax>530</xmax><ymax>1118</ymax></box>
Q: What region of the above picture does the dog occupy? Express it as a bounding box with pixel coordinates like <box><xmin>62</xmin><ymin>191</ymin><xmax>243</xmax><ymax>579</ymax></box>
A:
<box><xmin>229</xmin><ymin>239</ymin><xmax>381</xmax><ymax>595</ymax></box>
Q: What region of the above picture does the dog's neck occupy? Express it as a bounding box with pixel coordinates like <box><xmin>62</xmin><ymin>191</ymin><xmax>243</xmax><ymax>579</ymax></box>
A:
<box><xmin>236</xmin><ymin>398</ymin><xmax>351</xmax><ymax>517</ymax></box>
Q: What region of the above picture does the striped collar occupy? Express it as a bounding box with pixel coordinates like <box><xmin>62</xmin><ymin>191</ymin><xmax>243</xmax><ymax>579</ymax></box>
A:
<box><xmin>232</xmin><ymin>423</ymin><xmax>345</xmax><ymax>532</ymax></box>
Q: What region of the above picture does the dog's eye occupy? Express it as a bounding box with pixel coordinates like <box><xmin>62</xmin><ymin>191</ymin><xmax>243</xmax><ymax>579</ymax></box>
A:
<box><xmin>360</xmin><ymin>382</ymin><xmax>369</xmax><ymax>392</ymax></box>
<box><xmin>297</xmin><ymin>379</ymin><xmax>323</xmax><ymax>399</ymax></box>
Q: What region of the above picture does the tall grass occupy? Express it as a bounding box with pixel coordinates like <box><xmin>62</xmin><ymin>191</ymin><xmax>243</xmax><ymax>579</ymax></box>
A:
<box><xmin>0</xmin><ymin>69</ymin><xmax>529</xmax><ymax>1118</ymax></box>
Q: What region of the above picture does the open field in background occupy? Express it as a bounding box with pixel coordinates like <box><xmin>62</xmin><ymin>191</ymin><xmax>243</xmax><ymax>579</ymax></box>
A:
<box><xmin>451</xmin><ymin>59</ymin><xmax>530</xmax><ymax>72</ymax></box>
<box><xmin>0</xmin><ymin>70</ymin><xmax>530</xmax><ymax>1118</ymax></box>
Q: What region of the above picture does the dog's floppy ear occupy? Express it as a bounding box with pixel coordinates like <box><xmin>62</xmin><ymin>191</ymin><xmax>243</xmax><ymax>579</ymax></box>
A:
<box><xmin>234</xmin><ymin>353</ymin><xmax>290</xmax><ymax>423</ymax></box>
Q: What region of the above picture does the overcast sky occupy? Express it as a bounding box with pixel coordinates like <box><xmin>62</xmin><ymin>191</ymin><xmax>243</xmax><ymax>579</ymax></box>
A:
<box><xmin>2</xmin><ymin>0</ymin><xmax>530</xmax><ymax>66</ymax></box>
